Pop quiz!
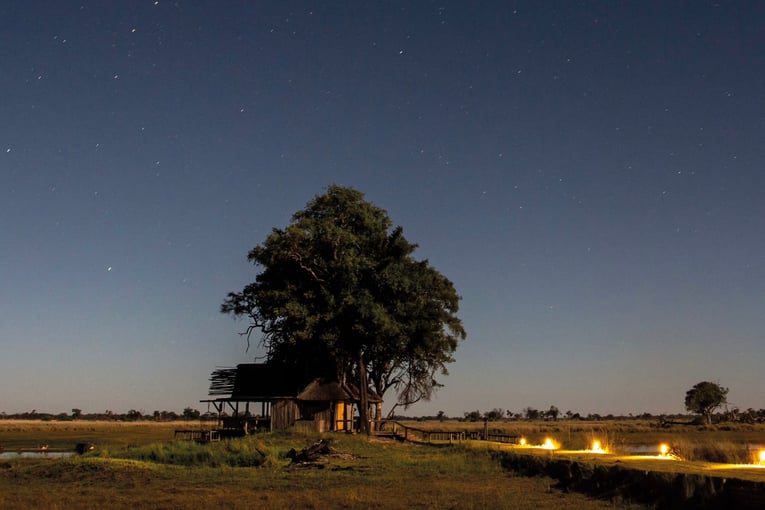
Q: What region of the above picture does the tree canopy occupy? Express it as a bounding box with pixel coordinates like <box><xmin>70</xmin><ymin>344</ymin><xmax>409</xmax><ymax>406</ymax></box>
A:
<box><xmin>221</xmin><ymin>185</ymin><xmax>466</xmax><ymax>432</ymax></box>
<box><xmin>684</xmin><ymin>381</ymin><xmax>728</xmax><ymax>425</ymax></box>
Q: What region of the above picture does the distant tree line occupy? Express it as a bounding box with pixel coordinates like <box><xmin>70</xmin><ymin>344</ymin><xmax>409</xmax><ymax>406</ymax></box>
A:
<box><xmin>432</xmin><ymin>409</ymin><xmax>765</xmax><ymax>423</ymax></box>
<box><xmin>8</xmin><ymin>382</ymin><xmax>753</xmax><ymax>425</ymax></box>
<box><xmin>397</xmin><ymin>407</ymin><xmax>765</xmax><ymax>424</ymax></box>
<box><xmin>403</xmin><ymin>382</ymin><xmax>758</xmax><ymax>424</ymax></box>
<box><xmin>460</xmin><ymin>406</ymin><xmax>565</xmax><ymax>422</ymax></box>
<box><xmin>0</xmin><ymin>407</ymin><xmax>211</xmax><ymax>422</ymax></box>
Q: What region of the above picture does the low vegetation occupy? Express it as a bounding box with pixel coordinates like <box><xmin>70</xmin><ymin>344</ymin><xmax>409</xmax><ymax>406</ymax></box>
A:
<box><xmin>6</xmin><ymin>418</ymin><xmax>765</xmax><ymax>508</ymax></box>
<box><xmin>0</xmin><ymin>420</ymin><xmax>191</xmax><ymax>450</ymax></box>
<box><xmin>112</xmin><ymin>436</ymin><xmax>277</xmax><ymax>468</ymax></box>
<box><xmin>0</xmin><ymin>421</ymin><xmax>629</xmax><ymax>509</ymax></box>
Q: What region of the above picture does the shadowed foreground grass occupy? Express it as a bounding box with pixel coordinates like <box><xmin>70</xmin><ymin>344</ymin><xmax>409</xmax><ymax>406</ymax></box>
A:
<box><xmin>0</xmin><ymin>430</ymin><xmax>635</xmax><ymax>509</ymax></box>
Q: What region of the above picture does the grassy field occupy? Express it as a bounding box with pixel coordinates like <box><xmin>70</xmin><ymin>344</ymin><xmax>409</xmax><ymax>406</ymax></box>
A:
<box><xmin>0</xmin><ymin>420</ymin><xmax>637</xmax><ymax>509</ymax></box>
<box><xmin>0</xmin><ymin>420</ymin><xmax>195</xmax><ymax>450</ymax></box>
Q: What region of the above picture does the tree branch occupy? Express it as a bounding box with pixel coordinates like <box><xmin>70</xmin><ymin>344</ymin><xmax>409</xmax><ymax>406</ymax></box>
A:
<box><xmin>290</xmin><ymin>250</ymin><xmax>325</xmax><ymax>282</ymax></box>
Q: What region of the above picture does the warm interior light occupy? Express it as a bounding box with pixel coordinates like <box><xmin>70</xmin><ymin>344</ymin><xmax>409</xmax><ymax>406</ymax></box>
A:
<box><xmin>758</xmin><ymin>450</ymin><xmax>765</xmax><ymax>464</ymax></box>
<box><xmin>659</xmin><ymin>444</ymin><xmax>670</xmax><ymax>456</ymax></box>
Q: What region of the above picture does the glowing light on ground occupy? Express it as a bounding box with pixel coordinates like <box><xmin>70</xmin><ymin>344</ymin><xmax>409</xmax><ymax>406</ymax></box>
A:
<box><xmin>759</xmin><ymin>450</ymin><xmax>765</xmax><ymax>465</ymax></box>
<box><xmin>542</xmin><ymin>438</ymin><xmax>557</xmax><ymax>450</ymax></box>
<box><xmin>509</xmin><ymin>437</ymin><xmax>558</xmax><ymax>450</ymax></box>
<box><xmin>589</xmin><ymin>440</ymin><xmax>606</xmax><ymax>454</ymax></box>
<box><xmin>706</xmin><ymin>463</ymin><xmax>765</xmax><ymax>470</ymax></box>
<box><xmin>659</xmin><ymin>444</ymin><xmax>670</xmax><ymax>456</ymax></box>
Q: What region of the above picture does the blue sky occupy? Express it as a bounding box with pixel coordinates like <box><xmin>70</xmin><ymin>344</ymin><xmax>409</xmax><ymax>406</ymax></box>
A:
<box><xmin>2</xmin><ymin>1</ymin><xmax>763</xmax><ymax>417</ymax></box>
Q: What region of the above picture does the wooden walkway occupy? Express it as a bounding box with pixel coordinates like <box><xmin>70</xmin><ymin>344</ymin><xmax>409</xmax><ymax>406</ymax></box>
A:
<box><xmin>377</xmin><ymin>421</ymin><xmax>518</xmax><ymax>445</ymax></box>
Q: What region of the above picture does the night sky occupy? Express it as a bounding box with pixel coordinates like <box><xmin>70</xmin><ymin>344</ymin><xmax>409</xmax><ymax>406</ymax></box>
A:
<box><xmin>2</xmin><ymin>1</ymin><xmax>764</xmax><ymax>417</ymax></box>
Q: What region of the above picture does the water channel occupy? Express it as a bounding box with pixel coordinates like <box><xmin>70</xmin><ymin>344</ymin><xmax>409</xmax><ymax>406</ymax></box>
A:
<box><xmin>0</xmin><ymin>451</ymin><xmax>75</xmax><ymax>459</ymax></box>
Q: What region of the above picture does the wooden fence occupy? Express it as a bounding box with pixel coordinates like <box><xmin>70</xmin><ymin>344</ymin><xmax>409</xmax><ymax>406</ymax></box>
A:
<box><xmin>173</xmin><ymin>419</ymin><xmax>518</xmax><ymax>446</ymax></box>
<box><xmin>174</xmin><ymin>429</ymin><xmax>220</xmax><ymax>443</ymax></box>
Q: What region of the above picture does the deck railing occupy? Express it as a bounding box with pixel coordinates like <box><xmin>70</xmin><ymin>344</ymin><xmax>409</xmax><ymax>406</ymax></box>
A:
<box><xmin>378</xmin><ymin>420</ymin><xmax>518</xmax><ymax>445</ymax></box>
<box><xmin>173</xmin><ymin>429</ymin><xmax>220</xmax><ymax>443</ymax></box>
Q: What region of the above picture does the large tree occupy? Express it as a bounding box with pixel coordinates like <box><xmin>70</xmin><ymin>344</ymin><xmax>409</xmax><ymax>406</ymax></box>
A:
<box><xmin>221</xmin><ymin>185</ymin><xmax>466</xmax><ymax>433</ymax></box>
<box><xmin>684</xmin><ymin>381</ymin><xmax>728</xmax><ymax>425</ymax></box>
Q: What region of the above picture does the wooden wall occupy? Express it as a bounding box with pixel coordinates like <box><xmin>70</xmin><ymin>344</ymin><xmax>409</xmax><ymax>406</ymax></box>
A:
<box><xmin>313</xmin><ymin>407</ymin><xmax>333</xmax><ymax>432</ymax></box>
<box><xmin>271</xmin><ymin>399</ymin><xmax>300</xmax><ymax>430</ymax></box>
<box><xmin>271</xmin><ymin>398</ymin><xmax>354</xmax><ymax>432</ymax></box>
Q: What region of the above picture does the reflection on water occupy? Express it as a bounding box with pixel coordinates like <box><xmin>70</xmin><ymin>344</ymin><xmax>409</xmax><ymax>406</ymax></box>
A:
<box><xmin>628</xmin><ymin>445</ymin><xmax>657</xmax><ymax>454</ymax></box>
<box><xmin>0</xmin><ymin>451</ymin><xmax>75</xmax><ymax>459</ymax></box>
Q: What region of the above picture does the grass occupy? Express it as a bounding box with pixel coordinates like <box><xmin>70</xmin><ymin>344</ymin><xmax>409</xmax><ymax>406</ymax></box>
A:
<box><xmin>0</xmin><ymin>422</ymin><xmax>633</xmax><ymax>509</ymax></box>
<box><xmin>111</xmin><ymin>436</ymin><xmax>277</xmax><ymax>467</ymax></box>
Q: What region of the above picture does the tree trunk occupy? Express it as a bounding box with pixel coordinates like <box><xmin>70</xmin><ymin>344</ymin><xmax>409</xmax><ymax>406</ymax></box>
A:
<box><xmin>358</xmin><ymin>350</ymin><xmax>371</xmax><ymax>435</ymax></box>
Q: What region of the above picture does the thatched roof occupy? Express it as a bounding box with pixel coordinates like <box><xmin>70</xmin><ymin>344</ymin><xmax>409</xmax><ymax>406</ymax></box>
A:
<box><xmin>207</xmin><ymin>367</ymin><xmax>238</xmax><ymax>396</ymax></box>
<box><xmin>297</xmin><ymin>378</ymin><xmax>381</xmax><ymax>403</ymax></box>
<box><xmin>208</xmin><ymin>363</ymin><xmax>381</xmax><ymax>403</ymax></box>
<box><xmin>297</xmin><ymin>379</ymin><xmax>352</xmax><ymax>401</ymax></box>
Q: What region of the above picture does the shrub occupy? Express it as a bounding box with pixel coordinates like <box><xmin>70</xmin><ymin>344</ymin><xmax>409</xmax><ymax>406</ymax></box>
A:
<box><xmin>113</xmin><ymin>438</ymin><xmax>274</xmax><ymax>468</ymax></box>
<box><xmin>672</xmin><ymin>439</ymin><xmax>749</xmax><ymax>464</ymax></box>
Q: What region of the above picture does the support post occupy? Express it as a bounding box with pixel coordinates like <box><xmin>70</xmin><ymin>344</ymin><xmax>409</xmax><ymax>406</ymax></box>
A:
<box><xmin>374</xmin><ymin>402</ymin><xmax>382</xmax><ymax>431</ymax></box>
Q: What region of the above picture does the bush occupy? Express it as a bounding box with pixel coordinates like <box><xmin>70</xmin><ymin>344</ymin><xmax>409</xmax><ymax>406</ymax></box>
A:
<box><xmin>113</xmin><ymin>438</ymin><xmax>274</xmax><ymax>468</ymax></box>
<box><xmin>672</xmin><ymin>439</ymin><xmax>749</xmax><ymax>464</ymax></box>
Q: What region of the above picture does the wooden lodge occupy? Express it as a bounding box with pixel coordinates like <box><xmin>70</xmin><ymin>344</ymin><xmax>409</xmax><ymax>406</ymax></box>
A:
<box><xmin>201</xmin><ymin>363</ymin><xmax>382</xmax><ymax>434</ymax></box>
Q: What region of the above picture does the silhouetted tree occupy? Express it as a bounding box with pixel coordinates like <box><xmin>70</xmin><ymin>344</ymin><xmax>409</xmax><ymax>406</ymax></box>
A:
<box><xmin>222</xmin><ymin>185</ymin><xmax>465</xmax><ymax>433</ymax></box>
<box><xmin>126</xmin><ymin>409</ymin><xmax>142</xmax><ymax>421</ymax></box>
<box><xmin>464</xmin><ymin>410</ymin><xmax>482</xmax><ymax>422</ymax></box>
<box><xmin>182</xmin><ymin>407</ymin><xmax>201</xmax><ymax>420</ymax></box>
<box><xmin>483</xmin><ymin>408</ymin><xmax>505</xmax><ymax>421</ymax></box>
<box><xmin>159</xmin><ymin>410</ymin><xmax>178</xmax><ymax>421</ymax></box>
<box><xmin>685</xmin><ymin>381</ymin><xmax>728</xmax><ymax>425</ymax></box>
